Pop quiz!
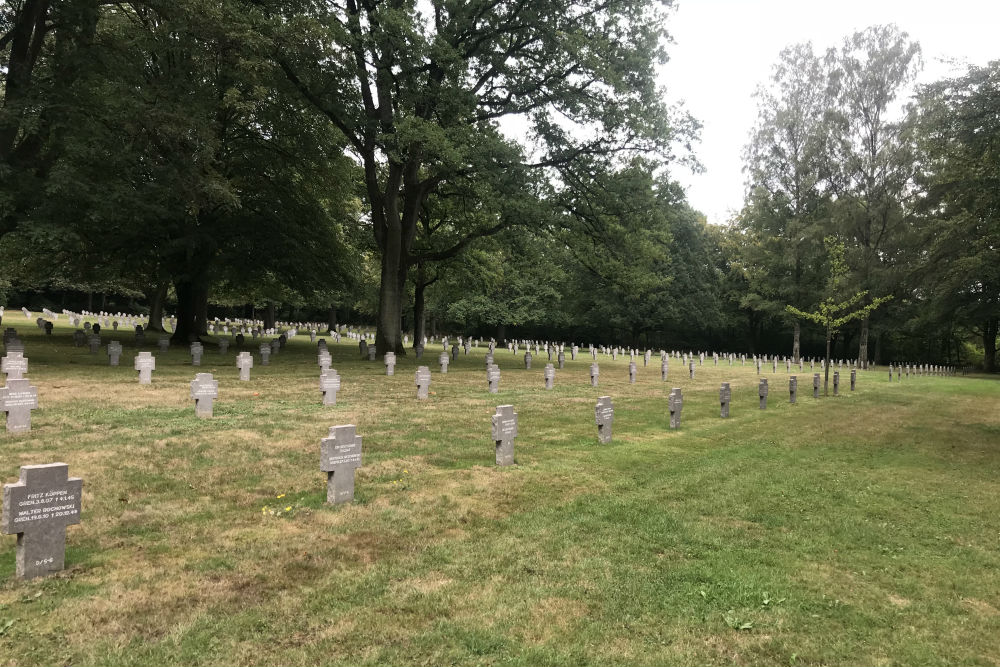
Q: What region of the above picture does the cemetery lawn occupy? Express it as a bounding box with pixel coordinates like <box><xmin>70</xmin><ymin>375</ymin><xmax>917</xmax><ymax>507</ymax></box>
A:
<box><xmin>2</xmin><ymin>316</ymin><xmax>1000</xmax><ymax>666</ymax></box>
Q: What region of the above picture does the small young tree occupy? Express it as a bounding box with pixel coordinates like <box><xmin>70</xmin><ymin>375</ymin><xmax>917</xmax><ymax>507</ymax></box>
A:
<box><xmin>787</xmin><ymin>237</ymin><xmax>892</xmax><ymax>394</ymax></box>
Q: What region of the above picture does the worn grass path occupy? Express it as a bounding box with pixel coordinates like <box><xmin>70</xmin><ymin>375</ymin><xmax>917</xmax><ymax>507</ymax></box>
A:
<box><xmin>1</xmin><ymin>313</ymin><xmax>999</xmax><ymax>666</ymax></box>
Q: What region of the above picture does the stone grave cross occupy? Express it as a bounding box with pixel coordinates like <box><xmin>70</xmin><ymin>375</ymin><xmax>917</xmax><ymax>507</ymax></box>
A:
<box><xmin>595</xmin><ymin>396</ymin><xmax>614</xmax><ymax>443</ymax></box>
<box><xmin>758</xmin><ymin>378</ymin><xmax>769</xmax><ymax>409</ymax></box>
<box><xmin>668</xmin><ymin>388</ymin><xmax>683</xmax><ymax>429</ymax></box>
<box><xmin>2</xmin><ymin>463</ymin><xmax>81</xmax><ymax>579</ymax></box>
<box><xmin>789</xmin><ymin>376</ymin><xmax>797</xmax><ymax>403</ymax></box>
<box><xmin>439</xmin><ymin>351</ymin><xmax>450</xmax><ymax>374</ymax></box>
<box><xmin>720</xmin><ymin>382</ymin><xmax>731</xmax><ymax>418</ymax></box>
<box><xmin>107</xmin><ymin>341</ymin><xmax>122</xmax><ymax>366</ymax></box>
<box><xmin>1</xmin><ymin>378</ymin><xmax>39</xmax><ymax>432</ymax></box>
<box><xmin>487</xmin><ymin>364</ymin><xmax>500</xmax><ymax>393</ymax></box>
<box><xmin>237</xmin><ymin>351</ymin><xmax>253</xmax><ymax>381</ymax></box>
<box><xmin>2</xmin><ymin>350</ymin><xmax>27</xmax><ymax>380</ymax></box>
<box><xmin>134</xmin><ymin>351</ymin><xmax>155</xmax><ymax>384</ymax></box>
<box><xmin>190</xmin><ymin>373</ymin><xmax>219</xmax><ymax>418</ymax></box>
<box><xmin>320</xmin><ymin>370</ymin><xmax>341</xmax><ymax>405</ymax></box>
<box><xmin>385</xmin><ymin>352</ymin><xmax>397</xmax><ymax>376</ymax></box>
<box><xmin>415</xmin><ymin>366</ymin><xmax>431</xmax><ymax>399</ymax></box>
<box><xmin>590</xmin><ymin>362</ymin><xmax>599</xmax><ymax>387</ymax></box>
<box><xmin>544</xmin><ymin>363</ymin><xmax>555</xmax><ymax>390</ymax></box>
<box><xmin>491</xmin><ymin>405</ymin><xmax>518</xmax><ymax>466</ymax></box>
<box><xmin>320</xmin><ymin>425</ymin><xmax>363</xmax><ymax>504</ymax></box>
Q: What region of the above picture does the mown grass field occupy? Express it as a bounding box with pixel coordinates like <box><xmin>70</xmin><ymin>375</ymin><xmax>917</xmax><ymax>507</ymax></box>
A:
<box><xmin>1</xmin><ymin>312</ymin><xmax>999</xmax><ymax>666</ymax></box>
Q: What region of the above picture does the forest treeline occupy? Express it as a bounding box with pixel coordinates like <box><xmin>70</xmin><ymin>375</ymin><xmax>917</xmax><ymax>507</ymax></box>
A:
<box><xmin>1</xmin><ymin>2</ymin><xmax>996</xmax><ymax>369</ymax></box>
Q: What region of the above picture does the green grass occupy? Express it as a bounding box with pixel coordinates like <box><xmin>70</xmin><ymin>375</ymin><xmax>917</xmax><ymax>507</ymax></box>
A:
<box><xmin>1</xmin><ymin>312</ymin><xmax>999</xmax><ymax>666</ymax></box>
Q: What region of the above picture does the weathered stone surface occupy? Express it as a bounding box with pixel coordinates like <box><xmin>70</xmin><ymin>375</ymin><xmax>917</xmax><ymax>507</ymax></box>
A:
<box><xmin>668</xmin><ymin>388</ymin><xmax>683</xmax><ymax>429</ymax></box>
<box><xmin>320</xmin><ymin>425</ymin><xmax>362</xmax><ymax>504</ymax></box>
<box><xmin>439</xmin><ymin>352</ymin><xmax>449</xmax><ymax>374</ymax></box>
<box><xmin>720</xmin><ymin>383</ymin><xmax>731</xmax><ymax>418</ymax></box>
<box><xmin>851</xmin><ymin>369</ymin><xmax>857</xmax><ymax>391</ymax></box>
<box><xmin>813</xmin><ymin>373</ymin><xmax>821</xmax><ymax>398</ymax></box>
<box><xmin>320</xmin><ymin>370</ymin><xmax>341</xmax><ymax>405</ymax></box>
<box><xmin>108</xmin><ymin>342</ymin><xmax>122</xmax><ymax>366</ymax></box>
<box><xmin>2</xmin><ymin>463</ymin><xmax>81</xmax><ymax>579</ymax></box>
<box><xmin>789</xmin><ymin>376</ymin><xmax>797</xmax><ymax>403</ymax></box>
<box><xmin>758</xmin><ymin>378</ymin><xmax>769</xmax><ymax>410</ymax></box>
<box><xmin>629</xmin><ymin>362</ymin><xmax>637</xmax><ymax>384</ymax></box>
<box><xmin>491</xmin><ymin>405</ymin><xmax>517</xmax><ymax>466</ymax></box>
<box><xmin>237</xmin><ymin>351</ymin><xmax>253</xmax><ymax>381</ymax></box>
<box><xmin>544</xmin><ymin>363</ymin><xmax>555</xmax><ymax>390</ymax></box>
<box><xmin>487</xmin><ymin>364</ymin><xmax>500</xmax><ymax>393</ymax></box>
<box><xmin>134</xmin><ymin>352</ymin><xmax>155</xmax><ymax>385</ymax></box>
<box><xmin>385</xmin><ymin>352</ymin><xmax>396</xmax><ymax>376</ymax></box>
<box><xmin>1</xmin><ymin>378</ymin><xmax>39</xmax><ymax>433</ymax></box>
<box><xmin>590</xmin><ymin>363</ymin><xmax>599</xmax><ymax>387</ymax></box>
<box><xmin>415</xmin><ymin>366</ymin><xmax>431</xmax><ymax>399</ymax></box>
<box><xmin>595</xmin><ymin>396</ymin><xmax>614</xmax><ymax>443</ymax></box>
<box><xmin>1</xmin><ymin>351</ymin><xmax>27</xmax><ymax>380</ymax></box>
<box><xmin>190</xmin><ymin>373</ymin><xmax>219</xmax><ymax>418</ymax></box>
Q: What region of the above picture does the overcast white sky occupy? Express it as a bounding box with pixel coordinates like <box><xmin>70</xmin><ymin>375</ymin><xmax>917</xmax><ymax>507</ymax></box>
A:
<box><xmin>659</xmin><ymin>0</ymin><xmax>1000</xmax><ymax>225</ymax></box>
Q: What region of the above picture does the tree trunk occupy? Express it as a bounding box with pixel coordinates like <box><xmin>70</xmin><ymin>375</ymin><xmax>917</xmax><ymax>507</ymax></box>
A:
<box><xmin>858</xmin><ymin>316</ymin><xmax>869</xmax><ymax>369</ymax></box>
<box><xmin>413</xmin><ymin>270</ymin><xmax>427</xmax><ymax>350</ymax></box>
<box><xmin>263</xmin><ymin>302</ymin><xmax>276</xmax><ymax>330</ymax></box>
<box><xmin>792</xmin><ymin>319</ymin><xmax>801</xmax><ymax>364</ymax></box>
<box><xmin>984</xmin><ymin>317</ymin><xmax>998</xmax><ymax>373</ymax></box>
<box><xmin>172</xmin><ymin>277</ymin><xmax>209</xmax><ymax>344</ymax></box>
<box><xmin>824</xmin><ymin>325</ymin><xmax>832</xmax><ymax>396</ymax></box>
<box><xmin>328</xmin><ymin>304</ymin><xmax>337</xmax><ymax>332</ymax></box>
<box><xmin>144</xmin><ymin>283</ymin><xmax>168</xmax><ymax>333</ymax></box>
<box><xmin>375</xmin><ymin>220</ymin><xmax>406</xmax><ymax>355</ymax></box>
<box><xmin>497</xmin><ymin>323</ymin><xmax>506</xmax><ymax>344</ymax></box>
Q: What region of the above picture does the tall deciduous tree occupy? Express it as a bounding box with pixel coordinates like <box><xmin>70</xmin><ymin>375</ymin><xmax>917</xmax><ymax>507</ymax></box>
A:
<box><xmin>826</xmin><ymin>24</ymin><xmax>921</xmax><ymax>367</ymax></box>
<box><xmin>911</xmin><ymin>61</ymin><xmax>1000</xmax><ymax>372</ymax></box>
<box><xmin>742</xmin><ymin>42</ymin><xmax>831</xmax><ymax>362</ymax></box>
<box><xmin>277</xmin><ymin>0</ymin><xmax>688</xmax><ymax>354</ymax></box>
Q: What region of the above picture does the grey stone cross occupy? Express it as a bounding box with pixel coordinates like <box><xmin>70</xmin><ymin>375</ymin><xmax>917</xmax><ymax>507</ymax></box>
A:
<box><xmin>189</xmin><ymin>373</ymin><xmax>218</xmax><ymax>418</ymax></box>
<box><xmin>237</xmin><ymin>351</ymin><xmax>253</xmax><ymax>381</ymax></box>
<box><xmin>439</xmin><ymin>352</ymin><xmax>449</xmax><ymax>374</ymax></box>
<box><xmin>850</xmin><ymin>369</ymin><xmax>857</xmax><ymax>391</ymax></box>
<box><xmin>487</xmin><ymin>364</ymin><xmax>500</xmax><ymax>393</ymax></box>
<box><xmin>758</xmin><ymin>378</ymin><xmax>769</xmax><ymax>409</ymax></box>
<box><xmin>134</xmin><ymin>352</ymin><xmax>155</xmax><ymax>385</ymax></box>
<box><xmin>595</xmin><ymin>396</ymin><xmax>614</xmax><ymax>443</ymax></box>
<box><xmin>318</xmin><ymin>350</ymin><xmax>331</xmax><ymax>372</ymax></box>
<box><xmin>2</xmin><ymin>351</ymin><xmax>27</xmax><ymax>380</ymax></box>
<box><xmin>789</xmin><ymin>376</ymin><xmax>797</xmax><ymax>403</ymax></box>
<box><xmin>107</xmin><ymin>341</ymin><xmax>122</xmax><ymax>366</ymax></box>
<box><xmin>661</xmin><ymin>359</ymin><xmax>668</xmax><ymax>382</ymax></box>
<box><xmin>320</xmin><ymin>425</ymin><xmax>362</xmax><ymax>504</ymax></box>
<box><xmin>544</xmin><ymin>363</ymin><xmax>555</xmax><ymax>390</ymax></box>
<box><xmin>158</xmin><ymin>336</ymin><xmax>170</xmax><ymax>353</ymax></box>
<box><xmin>524</xmin><ymin>351</ymin><xmax>532</xmax><ymax>369</ymax></box>
<box><xmin>629</xmin><ymin>362</ymin><xmax>637</xmax><ymax>384</ymax></box>
<box><xmin>190</xmin><ymin>342</ymin><xmax>204</xmax><ymax>366</ymax></box>
<box><xmin>259</xmin><ymin>343</ymin><xmax>271</xmax><ymax>366</ymax></box>
<box><xmin>833</xmin><ymin>370</ymin><xmax>840</xmax><ymax>395</ymax></box>
<box><xmin>491</xmin><ymin>405</ymin><xmax>518</xmax><ymax>466</ymax></box>
<box><xmin>2</xmin><ymin>378</ymin><xmax>39</xmax><ymax>432</ymax></box>
<box><xmin>320</xmin><ymin>370</ymin><xmax>341</xmax><ymax>405</ymax></box>
<box><xmin>590</xmin><ymin>362</ymin><xmax>599</xmax><ymax>387</ymax></box>
<box><xmin>415</xmin><ymin>366</ymin><xmax>431</xmax><ymax>399</ymax></box>
<box><xmin>813</xmin><ymin>373</ymin><xmax>821</xmax><ymax>398</ymax></box>
<box><xmin>2</xmin><ymin>463</ymin><xmax>81</xmax><ymax>579</ymax></box>
<box><xmin>668</xmin><ymin>388</ymin><xmax>683</xmax><ymax>429</ymax></box>
<box><xmin>385</xmin><ymin>352</ymin><xmax>397</xmax><ymax>376</ymax></box>
<box><xmin>720</xmin><ymin>382</ymin><xmax>731</xmax><ymax>418</ymax></box>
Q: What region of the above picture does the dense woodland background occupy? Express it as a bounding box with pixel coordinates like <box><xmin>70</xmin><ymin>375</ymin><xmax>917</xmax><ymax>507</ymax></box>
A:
<box><xmin>1</xmin><ymin>1</ymin><xmax>997</xmax><ymax>369</ymax></box>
